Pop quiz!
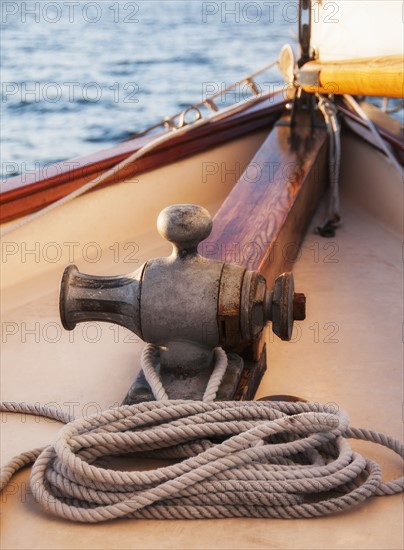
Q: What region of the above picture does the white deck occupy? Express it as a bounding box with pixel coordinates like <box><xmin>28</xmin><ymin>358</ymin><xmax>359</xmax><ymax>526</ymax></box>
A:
<box><xmin>1</xmin><ymin>132</ymin><xmax>403</xmax><ymax>549</ymax></box>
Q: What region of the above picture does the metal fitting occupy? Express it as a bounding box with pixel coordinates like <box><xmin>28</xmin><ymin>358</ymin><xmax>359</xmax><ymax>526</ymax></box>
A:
<box><xmin>60</xmin><ymin>204</ymin><xmax>306</xmax><ymax>396</ymax></box>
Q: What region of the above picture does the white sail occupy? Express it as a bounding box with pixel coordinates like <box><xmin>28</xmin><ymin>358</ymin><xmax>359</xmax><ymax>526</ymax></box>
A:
<box><xmin>311</xmin><ymin>0</ymin><xmax>403</xmax><ymax>61</ymax></box>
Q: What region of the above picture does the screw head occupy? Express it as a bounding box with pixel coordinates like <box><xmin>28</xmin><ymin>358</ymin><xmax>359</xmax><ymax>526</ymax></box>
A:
<box><xmin>293</xmin><ymin>292</ymin><xmax>306</xmax><ymax>321</ymax></box>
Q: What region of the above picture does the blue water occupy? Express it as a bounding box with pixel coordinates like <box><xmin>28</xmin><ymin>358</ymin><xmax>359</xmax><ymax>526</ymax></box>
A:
<box><xmin>1</xmin><ymin>1</ymin><xmax>297</xmax><ymax>179</ymax></box>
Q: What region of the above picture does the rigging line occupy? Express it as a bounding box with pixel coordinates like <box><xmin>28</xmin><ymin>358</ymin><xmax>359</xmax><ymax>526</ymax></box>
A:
<box><xmin>343</xmin><ymin>95</ymin><xmax>402</xmax><ymax>173</ymax></box>
<box><xmin>316</xmin><ymin>94</ymin><xmax>341</xmax><ymax>237</ymax></box>
<box><xmin>1</xmin><ymin>60</ymin><xmax>282</xmax><ymax>237</ymax></box>
<box><xmin>0</xmin><ymin>123</ymin><xmax>203</xmax><ymax>237</ymax></box>
<box><xmin>0</xmin><ymin>107</ymin><xmax>223</xmax><ymax>237</ymax></box>
<box><xmin>125</xmin><ymin>59</ymin><xmax>280</xmax><ymax>139</ymax></box>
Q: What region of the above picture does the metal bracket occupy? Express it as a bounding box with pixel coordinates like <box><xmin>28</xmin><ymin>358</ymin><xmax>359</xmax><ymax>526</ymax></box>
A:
<box><xmin>288</xmin><ymin>0</ymin><xmax>317</xmax><ymax>128</ymax></box>
<box><xmin>60</xmin><ymin>205</ymin><xmax>306</xmax><ymax>404</ymax></box>
<box><xmin>298</xmin><ymin>0</ymin><xmax>313</xmax><ymax>68</ymax></box>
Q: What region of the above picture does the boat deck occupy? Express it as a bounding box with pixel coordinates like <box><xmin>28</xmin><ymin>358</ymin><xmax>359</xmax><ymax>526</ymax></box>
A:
<box><xmin>1</xmin><ymin>136</ymin><xmax>403</xmax><ymax>549</ymax></box>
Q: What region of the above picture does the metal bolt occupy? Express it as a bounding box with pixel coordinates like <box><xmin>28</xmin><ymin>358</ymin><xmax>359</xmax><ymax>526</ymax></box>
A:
<box><xmin>266</xmin><ymin>272</ymin><xmax>306</xmax><ymax>341</ymax></box>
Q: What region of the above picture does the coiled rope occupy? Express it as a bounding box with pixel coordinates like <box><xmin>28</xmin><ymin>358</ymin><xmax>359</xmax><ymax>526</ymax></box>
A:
<box><xmin>1</xmin><ymin>398</ymin><xmax>403</xmax><ymax>523</ymax></box>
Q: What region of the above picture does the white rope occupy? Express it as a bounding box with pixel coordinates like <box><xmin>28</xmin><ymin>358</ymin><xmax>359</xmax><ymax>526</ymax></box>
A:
<box><xmin>1</xmin><ymin>400</ymin><xmax>402</xmax><ymax>523</ymax></box>
<box><xmin>141</xmin><ymin>344</ymin><xmax>168</xmax><ymax>401</ymax></box>
<box><xmin>202</xmin><ymin>347</ymin><xmax>228</xmax><ymax>402</ymax></box>
<box><xmin>141</xmin><ymin>344</ymin><xmax>228</xmax><ymax>402</ymax></box>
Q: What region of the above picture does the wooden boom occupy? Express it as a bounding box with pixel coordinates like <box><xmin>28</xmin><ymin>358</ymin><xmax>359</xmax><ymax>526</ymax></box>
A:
<box><xmin>298</xmin><ymin>55</ymin><xmax>403</xmax><ymax>98</ymax></box>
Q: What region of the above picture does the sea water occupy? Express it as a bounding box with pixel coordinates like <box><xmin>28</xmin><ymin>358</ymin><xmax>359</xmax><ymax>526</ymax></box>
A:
<box><xmin>1</xmin><ymin>1</ymin><xmax>297</xmax><ymax>179</ymax></box>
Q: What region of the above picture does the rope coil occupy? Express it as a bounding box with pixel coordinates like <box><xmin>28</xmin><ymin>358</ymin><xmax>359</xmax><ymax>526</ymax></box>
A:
<box><xmin>1</xmin><ymin>400</ymin><xmax>402</xmax><ymax>523</ymax></box>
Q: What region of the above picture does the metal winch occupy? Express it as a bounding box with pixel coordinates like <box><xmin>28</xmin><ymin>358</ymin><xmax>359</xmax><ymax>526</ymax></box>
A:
<box><xmin>60</xmin><ymin>204</ymin><xmax>306</xmax><ymax>402</ymax></box>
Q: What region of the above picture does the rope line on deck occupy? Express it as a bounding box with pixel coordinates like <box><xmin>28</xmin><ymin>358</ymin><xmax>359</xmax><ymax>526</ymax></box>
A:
<box><xmin>1</xmin><ymin>399</ymin><xmax>402</xmax><ymax>523</ymax></box>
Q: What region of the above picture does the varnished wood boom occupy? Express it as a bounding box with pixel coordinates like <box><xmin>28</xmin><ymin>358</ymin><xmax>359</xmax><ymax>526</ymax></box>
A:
<box><xmin>298</xmin><ymin>55</ymin><xmax>403</xmax><ymax>98</ymax></box>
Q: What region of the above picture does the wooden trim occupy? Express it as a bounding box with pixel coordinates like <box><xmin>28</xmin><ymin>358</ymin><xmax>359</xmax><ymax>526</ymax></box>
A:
<box><xmin>204</xmin><ymin>113</ymin><xmax>328</xmax><ymax>357</ymax></box>
<box><xmin>201</xmin><ymin>112</ymin><xmax>328</xmax><ymax>388</ymax></box>
<box><xmin>202</xmin><ymin>114</ymin><xmax>328</xmax><ymax>284</ymax></box>
<box><xmin>1</xmin><ymin>92</ymin><xmax>287</xmax><ymax>223</ymax></box>
<box><xmin>3</xmin><ymin>88</ymin><xmax>399</xmax><ymax>225</ymax></box>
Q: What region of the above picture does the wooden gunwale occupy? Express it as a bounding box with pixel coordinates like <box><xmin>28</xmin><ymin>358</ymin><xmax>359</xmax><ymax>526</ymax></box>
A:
<box><xmin>205</xmin><ymin>113</ymin><xmax>328</xmax><ymax>283</ymax></box>
<box><xmin>2</xmin><ymin>92</ymin><xmax>401</xmax><ymax>225</ymax></box>
<box><xmin>202</xmin><ymin>112</ymin><xmax>328</xmax><ymax>388</ymax></box>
